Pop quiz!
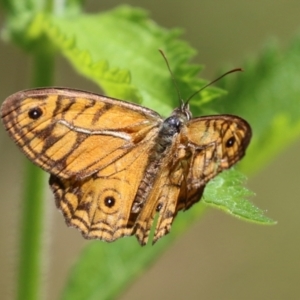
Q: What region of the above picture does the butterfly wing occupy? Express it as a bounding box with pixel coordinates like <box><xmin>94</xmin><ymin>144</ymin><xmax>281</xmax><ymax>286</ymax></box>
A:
<box><xmin>179</xmin><ymin>114</ymin><xmax>252</xmax><ymax>209</ymax></box>
<box><xmin>49</xmin><ymin>137</ymin><xmax>157</xmax><ymax>241</ymax></box>
<box><xmin>134</xmin><ymin>114</ymin><xmax>251</xmax><ymax>244</ymax></box>
<box><xmin>1</xmin><ymin>88</ymin><xmax>162</xmax><ymax>178</ymax></box>
<box><xmin>134</xmin><ymin>161</ymin><xmax>184</xmax><ymax>245</ymax></box>
<box><xmin>1</xmin><ymin>88</ymin><xmax>163</xmax><ymax>242</ymax></box>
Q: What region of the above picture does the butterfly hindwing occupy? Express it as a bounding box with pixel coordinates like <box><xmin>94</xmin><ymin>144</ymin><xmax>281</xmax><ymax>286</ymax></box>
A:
<box><xmin>50</xmin><ymin>124</ymin><xmax>160</xmax><ymax>242</ymax></box>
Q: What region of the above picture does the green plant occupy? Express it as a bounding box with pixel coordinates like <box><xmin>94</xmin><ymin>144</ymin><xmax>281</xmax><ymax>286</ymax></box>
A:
<box><xmin>1</xmin><ymin>1</ymin><xmax>300</xmax><ymax>300</ymax></box>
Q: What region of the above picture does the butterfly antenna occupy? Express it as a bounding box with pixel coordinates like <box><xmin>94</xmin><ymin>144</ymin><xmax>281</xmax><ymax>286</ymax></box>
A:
<box><xmin>184</xmin><ymin>68</ymin><xmax>243</xmax><ymax>107</ymax></box>
<box><xmin>159</xmin><ymin>49</ymin><xmax>184</xmax><ymax>106</ymax></box>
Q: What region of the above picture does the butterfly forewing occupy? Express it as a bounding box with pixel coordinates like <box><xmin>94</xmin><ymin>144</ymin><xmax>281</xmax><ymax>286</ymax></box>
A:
<box><xmin>178</xmin><ymin>115</ymin><xmax>251</xmax><ymax>210</ymax></box>
<box><xmin>186</xmin><ymin>115</ymin><xmax>251</xmax><ymax>171</ymax></box>
<box><xmin>1</xmin><ymin>88</ymin><xmax>162</xmax><ymax>179</ymax></box>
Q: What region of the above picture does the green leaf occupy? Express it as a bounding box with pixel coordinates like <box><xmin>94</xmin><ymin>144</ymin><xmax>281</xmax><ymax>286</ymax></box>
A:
<box><xmin>25</xmin><ymin>6</ymin><xmax>224</xmax><ymax>115</ymax></box>
<box><xmin>204</xmin><ymin>169</ymin><xmax>274</xmax><ymax>224</ymax></box>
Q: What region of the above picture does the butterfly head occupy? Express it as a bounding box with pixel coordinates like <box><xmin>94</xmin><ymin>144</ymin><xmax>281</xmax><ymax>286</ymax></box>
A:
<box><xmin>171</xmin><ymin>103</ymin><xmax>193</xmax><ymax>122</ymax></box>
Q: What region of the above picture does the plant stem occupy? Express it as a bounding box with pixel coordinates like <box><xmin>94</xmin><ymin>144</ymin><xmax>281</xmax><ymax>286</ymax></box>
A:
<box><xmin>17</xmin><ymin>42</ymin><xmax>55</xmax><ymax>300</ymax></box>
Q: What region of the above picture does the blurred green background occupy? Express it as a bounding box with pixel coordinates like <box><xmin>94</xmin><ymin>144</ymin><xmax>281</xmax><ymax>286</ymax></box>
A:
<box><xmin>0</xmin><ymin>0</ymin><xmax>300</xmax><ymax>299</ymax></box>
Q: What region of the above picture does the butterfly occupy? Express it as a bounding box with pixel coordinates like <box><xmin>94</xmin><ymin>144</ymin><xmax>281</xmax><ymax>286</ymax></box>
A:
<box><xmin>1</xmin><ymin>64</ymin><xmax>251</xmax><ymax>245</ymax></box>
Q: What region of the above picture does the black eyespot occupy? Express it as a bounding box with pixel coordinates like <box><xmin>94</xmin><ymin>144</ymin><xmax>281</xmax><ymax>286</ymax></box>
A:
<box><xmin>104</xmin><ymin>196</ymin><xmax>115</xmax><ymax>208</ymax></box>
<box><xmin>28</xmin><ymin>107</ymin><xmax>43</xmax><ymax>119</ymax></box>
<box><xmin>156</xmin><ymin>203</ymin><xmax>163</xmax><ymax>212</ymax></box>
<box><xmin>226</xmin><ymin>136</ymin><xmax>236</xmax><ymax>148</ymax></box>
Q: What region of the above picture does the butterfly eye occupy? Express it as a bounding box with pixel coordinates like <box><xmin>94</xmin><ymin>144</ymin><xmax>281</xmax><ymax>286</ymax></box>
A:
<box><xmin>104</xmin><ymin>196</ymin><xmax>115</xmax><ymax>208</ymax></box>
<box><xmin>28</xmin><ymin>107</ymin><xmax>43</xmax><ymax>120</ymax></box>
<box><xmin>225</xmin><ymin>136</ymin><xmax>236</xmax><ymax>148</ymax></box>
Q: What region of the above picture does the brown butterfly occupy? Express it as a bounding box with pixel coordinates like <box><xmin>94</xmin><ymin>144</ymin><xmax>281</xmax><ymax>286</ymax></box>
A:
<box><xmin>1</xmin><ymin>64</ymin><xmax>251</xmax><ymax>245</ymax></box>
